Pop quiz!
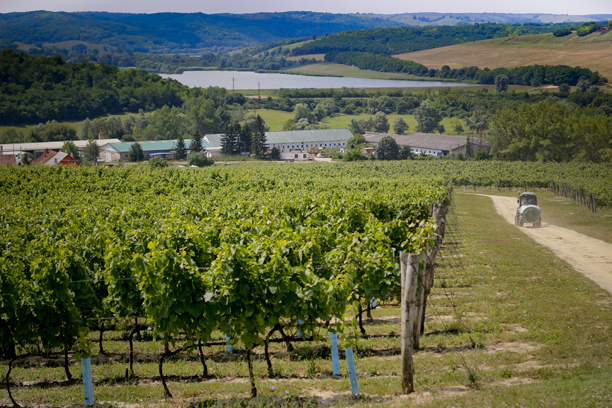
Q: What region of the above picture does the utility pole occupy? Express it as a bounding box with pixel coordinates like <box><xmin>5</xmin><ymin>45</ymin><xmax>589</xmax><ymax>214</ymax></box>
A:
<box><xmin>232</xmin><ymin>76</ymin><xmax>235</xmax><ymax>94</ymax></box>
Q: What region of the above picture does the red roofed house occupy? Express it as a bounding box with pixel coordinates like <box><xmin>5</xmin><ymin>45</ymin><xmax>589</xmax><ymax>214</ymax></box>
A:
<box><xmin>0</xmin><ymin>154</ymin><xmax>18</xmax><ymax>167</ymax></box>
<box><xmin>31</xmin><ymin>149</ymin><xmax>81</xmax><ymax>167</ymax></box>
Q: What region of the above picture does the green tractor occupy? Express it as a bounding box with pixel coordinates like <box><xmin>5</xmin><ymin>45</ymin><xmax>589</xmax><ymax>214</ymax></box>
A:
<box><xmin>515</xmin><ymin>192</ymin><xmax>542</xmax><ymax>228</ymax></box>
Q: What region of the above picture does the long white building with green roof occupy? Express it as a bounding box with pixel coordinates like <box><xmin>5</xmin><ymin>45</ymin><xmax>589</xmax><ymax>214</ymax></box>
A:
<box><xmin>101</xmin><ymin>129</ymin><xmax>354</xmax><ymax>161</ymax></box>
<box><xmin>100</xmin><ymin>139</ymin><xmax>215</xmax><ymax>162</ymax></box>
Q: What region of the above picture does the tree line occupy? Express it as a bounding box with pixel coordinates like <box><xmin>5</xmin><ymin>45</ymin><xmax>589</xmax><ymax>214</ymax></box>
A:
<box><xmin>0</xmin><ymin>49</ymin><xmax>189</xmax><ymax>126</ymax></box>
<box><xmin>490</xmin><ymin>101</ymin><xmax>612</xmax><ymax>163</ymax></box>
<box><xmin>324</xmin><ymin>51</ymin><xmax>606</xmax><ymax>86</ymax></box>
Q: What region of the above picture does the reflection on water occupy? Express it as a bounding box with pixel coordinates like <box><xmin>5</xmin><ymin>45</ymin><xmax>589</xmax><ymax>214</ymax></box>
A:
<box><xmin>159</xmin><ymin>70</ymin><xmax>471</xmax><ymax>90</ymax></box>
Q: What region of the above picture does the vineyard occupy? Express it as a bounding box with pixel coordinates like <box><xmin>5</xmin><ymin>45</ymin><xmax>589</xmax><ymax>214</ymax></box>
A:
<box><xmin>1</xmin><ymin>161</ymin><xmax>612</xmax><ymax>407</ymax></box>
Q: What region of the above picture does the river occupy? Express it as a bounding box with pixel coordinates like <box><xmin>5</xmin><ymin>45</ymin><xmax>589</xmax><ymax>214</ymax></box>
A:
<box><xmin>159</xmin><ymin>70</ymin><xmax>471</xmax><ymax>90</ymax></box>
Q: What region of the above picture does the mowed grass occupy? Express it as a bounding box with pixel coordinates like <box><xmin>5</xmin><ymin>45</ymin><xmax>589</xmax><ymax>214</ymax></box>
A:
<box><xmin>2</xmin><ymin>191</ymin><xmax>612</xmax><ymax>407</ymax></box>
<box><xmin>396</xmin><ymin>31</ymin><xmax>612</xmax><ymax>84</ymax></box>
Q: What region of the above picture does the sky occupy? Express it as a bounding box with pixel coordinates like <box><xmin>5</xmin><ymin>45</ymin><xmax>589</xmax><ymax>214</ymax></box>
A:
<box><xmin>1</xmin><ymin>0</ymin><xmax>611</xmax><ymax>15</ymax></box>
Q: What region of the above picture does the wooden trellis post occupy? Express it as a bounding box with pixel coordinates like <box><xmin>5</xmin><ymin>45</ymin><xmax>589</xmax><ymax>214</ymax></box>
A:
<box><xmin>401</xmin><ymin>251</ymin><xmax>425</xmax><ymax>394</ymax></box>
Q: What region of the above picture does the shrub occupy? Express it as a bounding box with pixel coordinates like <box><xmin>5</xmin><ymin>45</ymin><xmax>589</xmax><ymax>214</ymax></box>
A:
<box><xmin>188</xmin><ymin>152</ymin><xmax>214</xmax><ymax>167</ymax></box>
<box><xmin>553</xmin><ymin>27</ymin><xmax>572</xmax><ymax>37</ymax></box>
<box><xmin>342</xmin><ymin>149</ymin><xmax>367</xmax><ymax>162</ymax></box>
<box><xmin>149</xmin><ymin>157</ymin><xmax>169</xmax><ymax>168</ymax></box>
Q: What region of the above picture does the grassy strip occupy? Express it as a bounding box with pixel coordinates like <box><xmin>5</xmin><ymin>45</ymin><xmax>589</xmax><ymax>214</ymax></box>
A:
<box><xmin>462</xmin><ymin>189</ymin><xmax>612</xmax><ymax>244</ymax></box>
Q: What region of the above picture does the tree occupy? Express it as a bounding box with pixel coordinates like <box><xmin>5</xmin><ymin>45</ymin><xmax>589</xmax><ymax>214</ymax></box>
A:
<box><xmin>559</xmin><ymin>84</ymin><xmax>571</xmax><ymax>93</ymax></box>
<box><xmin>83</xmin><ymin>139</ymin><xmax>100</xmax><ymax>162</ymax></box>
<box><xmin>576</xmin><ymin>78</ymin><xmax>591</xmax><ymax>93</ymax></box>
<box><xmin>190</xmin><ymin>131</ymin><xmax>204</xmax><ymax>153</ymax></box>
<box><xmin>295</xmin><ymin>118</ymin><xmax>310</xmax><ymax>130</ymax></box>
<box><xmin>494</xmin><ymin>75</ymin><xmax>509</xmax><ymax>93</ymax></box>
<box><xmin>129</xmin><ymin>143</ymin><xmax>144</xmax><ymax>162</ymax></box>
<box><xmin>465</xmin><ymin>110</ymin><xmax>489</xmax><ymax>134</ymax></box>
<box><xmin>175</xmin><ymin>136</ymin><xmax>186</xmax><ymax>160</ymax></box>
<box><xmin>270</xmin><ymin>147</ymin><xmax>281</xmax><ymax>160</ymax></box>
<box><xmin>238</xmin><ymin>123</ymin><xmax>252</xmax><ymax>154</ymax></box>
<box><xmin>221</xmin><ymin>123</ymin><xmax>238</xmax><ymax>155</ymax></box>
<box><xmin>41</xmin><ymin>123</ymin><xmax>77</xmax><ymax>142</ymax></box>
<box><xmin>0</xmin><ymin>128</ymin><xmax>23</xmax><ymax>144</ymax></box>
<box><xmin>282</xmin><ymin>120</ymin><xmax>296</xmax><ymax>131</ymax></box>
<box><xmin>414</xmin><ymin>100</ymin><xmax>443</xmax><ymax>133</ymax></box>
<box><xmin>150</xmin><ymin>105</ymin><xmax>189</xmax><ymax>140</ymax></box>
<box><xmin>452</xmin><ymin>119</ymin><xmax>464</xmax><ymax>134</ymax></box>
<box><xmin>474</xmin><ymin>150</ymin><xmax>490</xmax><ymax>160</ymax></box>
<box><xmin>464</xmin><ymin>137</ymin><xmax>473</xmax><ymax>158</ymax></box>
<box><xmin>149</xmin><ymin>157</ymin><xmax>169</xmax><ymax>168</ymax></box>
<box><xmin>251</xmin><ymin>115</ymin><xmax>267</xmax><ymax>157</ymax></box>
<box><xmin>373</xmin><ymin>112</ymin><xmax>390</xmax><ymax>133</ymax></box>
<box><xmin>399</xmin><ymin>145</ymin><xmax>413</xmax><ymax>160</ymax></box>
<box><xmin>348</xmin><ymin>117</ymin><xmax>373</xmax><ymax>135</ymax></box>
<box><xmin>393</xmin><ymin>117</ymin><xmax>409</xmax><ymax>135</ymax></box>
<box><xmin>61</xmin><ymin>141</ymin><xmax>81</xmax><ymax>161</ymax></box>
<box><xmin>186</xmin><ymin>92</ymin><xmax>230</xmax><ymax>135</ymax></box>
<box><xmin>188</xmin><ymin>152</ymin><xmax>214</xmax><ymax>167</ymax></box>
<box><xmin>293</xmin><ymin>103</ymin><xmax>310</xmax><ymax>122</ymax></box>
<box><xmin>342</xmin><ymin>149</ymin><xmax>366</xmax><ymax>162</ymax></box>
<box><xmin>347</xmin><ymin>134</ymin><xmax>366</xmax><ymax>149</ymax></box>
<box><xmin>376</xmin><ymin>136</ymin><xmax>400</xmax><ymax>160</ymax></box>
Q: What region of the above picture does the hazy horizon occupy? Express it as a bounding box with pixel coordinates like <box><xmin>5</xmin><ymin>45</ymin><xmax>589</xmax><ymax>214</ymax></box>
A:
<box><xmin>1</xmin><ymin>0</ymin><xmax>611</xmax><ymax>16</ymax></box>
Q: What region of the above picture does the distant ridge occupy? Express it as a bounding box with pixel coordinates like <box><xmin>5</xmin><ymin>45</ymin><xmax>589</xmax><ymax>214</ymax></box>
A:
<box><xmin>1</xmin><ymin>11</ymin><xmax>611</xmax><ymax>55</ymax></box>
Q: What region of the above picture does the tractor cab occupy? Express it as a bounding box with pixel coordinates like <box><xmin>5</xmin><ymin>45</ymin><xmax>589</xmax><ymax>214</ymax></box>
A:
<box><xmin>515</xmin><ymin>192</ymin><xmax>542</xmax><ymax>228</ymax></box>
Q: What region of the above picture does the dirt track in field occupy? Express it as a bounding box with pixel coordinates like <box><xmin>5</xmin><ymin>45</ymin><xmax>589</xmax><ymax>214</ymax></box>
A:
<box><xmin>479</xmin><ymin>194</ymin><xmax>612</xmax><ymax>295</ymax></box>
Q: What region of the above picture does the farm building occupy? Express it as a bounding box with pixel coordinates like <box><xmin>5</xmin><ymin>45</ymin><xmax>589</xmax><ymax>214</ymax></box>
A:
<box><xmin>280</xmin><ymin>150</ymin><xmax>313</xmax><ymax>161</ymax></box>
<box><xmin>204</xmin><ymin>129</ymin><xmax>353</xmax><ymax>155</ymax></box>
<box><xmin>31</xmin><ymin>150</ymin><xmax>81</xmax><ymax>166</ymax></box>
<box><xmin>0</xmin><ymin>154</ymin><xmax>18</xmax><ymax>167</ymax></box>
<box><xmin>364</xmin><ymin>132</ymin><xmax>488</xmax><ymax>156</ymax></box>
<box><xmin>0</xmin><ymin>139</ymin><xmax>121</xmax><ymax>158</ymax></box>
<box><xmin>100</xmin><ymin>139</ymin><xmax>216</xmax><ymax>162</ymax></box>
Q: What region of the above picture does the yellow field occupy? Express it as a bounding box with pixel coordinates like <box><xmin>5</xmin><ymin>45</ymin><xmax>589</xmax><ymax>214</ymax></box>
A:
<box><xmin>395</xmin><ymin>31</ymin><xmax>612</xmax><ymax>81</ymax></box>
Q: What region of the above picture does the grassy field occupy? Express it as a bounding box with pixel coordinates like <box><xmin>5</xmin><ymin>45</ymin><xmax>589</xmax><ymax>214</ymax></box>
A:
<box><xmin>2</xmin><ymin>191</ymin><xmax>612</xmax><ymax>407</ymax></box>
<box><xmin>255</xmin><ymin>109</ymin><xmax>466</xmax><ymax>134</ymax></box>
<box><xmin>395</xmin><ymin>31</ymin><xmax>612</xmax><ymax>83</ymax></box>
<box><xmin>286</xmin><ymin>54</ymin><xmax>326</xmax><ymax>62</ymax></box>
<box><xmin>283</xmin><ymin>62</ymin><xmax>430</xmax><ymax>81</ymax></box>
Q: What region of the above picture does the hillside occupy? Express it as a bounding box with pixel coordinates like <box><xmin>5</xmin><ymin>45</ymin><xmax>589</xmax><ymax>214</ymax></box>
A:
<box><xmin>291</xmin><ymin>23</ymin><xmax>564</xmax><ymax>56</ymax></box>
<box><xmin>371</xmin><ymin>12</ymin><xmax>612</xmax><ymax>27</ymax></box>
<box><xmin>395</xmin><ymin>30</ymin><xmax>612</xmax><ymax>82</ymax></box>
<box><xmin>0</xmin><ymin>11</ymin><xmax>401</xmax><ymax>54</ymax></box>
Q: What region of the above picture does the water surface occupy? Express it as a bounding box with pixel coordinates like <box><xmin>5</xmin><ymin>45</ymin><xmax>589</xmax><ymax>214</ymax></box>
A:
<box><xmin>160</xmin><ymin>70</ymin><xmax>471</xmax><ymax>89</ymax></box>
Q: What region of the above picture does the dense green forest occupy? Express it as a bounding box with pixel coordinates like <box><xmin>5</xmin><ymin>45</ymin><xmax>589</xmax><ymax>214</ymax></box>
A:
<box><xmin>292</xmin><ymin>23</ymin><xmax>564</xmax><ymax>55</ymax></box>
<box><xmin>0</xmin><ymin>48</ymin><xmax>187</xmax><ymax>125</ymax></box>
<box><xmin>324</xmin><ymin>51</ymin><xmax>606</xmax><ymax>86</ymax></box>
<box><xmin>0</xmin><ymin>11</ymin><xmax>400</xmax><ymax>54</ymax></box>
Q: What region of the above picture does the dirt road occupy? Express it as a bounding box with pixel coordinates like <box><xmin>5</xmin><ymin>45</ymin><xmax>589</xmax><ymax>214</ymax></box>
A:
<box><xmin>479</xmin><ymin>194</ymin><xmax>612</xmax><ymax>295</ymax></box>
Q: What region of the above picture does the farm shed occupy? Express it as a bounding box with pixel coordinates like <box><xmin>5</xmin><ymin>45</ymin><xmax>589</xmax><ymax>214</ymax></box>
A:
<box><xmin>364</xmin><ymin>132</ymin><xmax>488</xmax><ymax>156</ymax></box>
<box><xmin>100</xmin><ymin>139</ymin><xmax>216</xmax><ymax>162</ymax></box>
<box><xmin>31</xmin><ymin>150</ymin><xmax>81</xmax><ymax>166</ymax></box>
<box><xmin>0</xmin><ymin>139</ymin><xmax>121</xmax><ymax>158</ymax></box>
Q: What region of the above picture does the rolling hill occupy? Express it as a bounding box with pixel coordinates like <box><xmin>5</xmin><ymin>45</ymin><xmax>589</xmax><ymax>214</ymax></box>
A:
<box><xmin>0</xmin><ymin>11</ymin><xmax>402</xmax><ymax>54</ymax></box>
<box><xmin>394</xmin><ymin>30</ymin><xmax>612</xmax><ymax>82</ymax></box>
